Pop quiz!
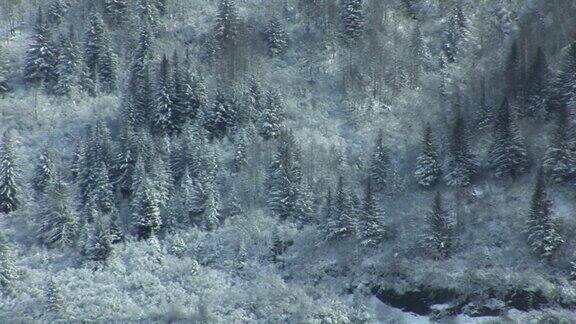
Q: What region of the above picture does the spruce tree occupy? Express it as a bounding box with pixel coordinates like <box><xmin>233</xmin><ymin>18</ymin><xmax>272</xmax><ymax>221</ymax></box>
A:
<box><xmin>243</xmin><ymin>77</ymin><xmax>263</xmax><ymax>126</ymax></box>
<box><xmin>54</xmin><ymin>27</ymin><xmax>82</xmax><ymax>97</ymax></box>
<box><xmin>267</xmin><ymin>131</ymin><xmax>303</xmax><ymax>221</ymax></box>
<box><xmin>109</xmin><ymin>209</ymin><xmax>124</xmax><ymax>244</ymax></box>
<box><xmin>233</xmin><ymin>130</ymin><xmax>248</xmax><ymax>173</ymax></box>
<box><xmin>90</xmin><ymin>221</ymin><xmax>114</xmax><ymax>263</ymax></box>
<box><xmin>214</xmin><ymin>0</ymin><xmax>240</xmax><ymax>53</ymax></box>
<box><xmin>259</xmin><ymin>90</ymin><xmax>284</xmax><ymax>140</ymax></box>
<box><xmin>357</xmin><ymin>179</ymin><xmax>386</xmax><ymax>246</ymax></box>
<box><xmin>152</xmin><ymin>55</ymin><xmax>175</xmax><ymax>136</ymax></box>
<box><xmin>442</xmin><ymin>4</ymin><xmax>469</xmax><ymax>63</ymax></box>
<box><xmin>84</xmin><ymin>13</ymin><xmax>117</xmax><ymax>94</ymax></box>
<box><xmin>526</xmin><ymin>169</ymin><xmax>563</xmax><ymax>260</ymax></box>
<box><xmin>24</xmin><ymin>8</ymin><xmax>56</xmax><ymax>87</ymax></box>
<box><xmin>37</xmin><ymin>181</ymin><xmax>78</xmax><ymax>248</ymax></box>
<box><xmin>0</xmin><ymin>131</ymin><xmax>21</xmax><ymax>214</ymax></box>
<box><xmin>328</xmin><ymin>177</ymin><xmax>356</xmax><ymax>239</ymax></box>
<box><xmin>135</xmin><ymin>179</ymin><xmax>162</xmax><ymax>240</ymax></box>
<box><xmin>543</xmin><ymin>103</ymin><xmax>575</xmax><ymax>183</ymax></box>
<box><xmin>488</xmin><ymin>98</ymin><xmax>529</xmax><ymax>178</ymax></box>
<box><xmin>370</xmin><ymin>130</ymin><xmax>399</xmax><ymax>195</ymax></box>
<box><xmin>46</xmin><ymin>278</ymin><xmax>64</xmax><ymax>313</ymax></box>
<box><xmin>505</xmin><ymin>41</ymin><xmax>522</xmax><ymax>101</ymax></box>
<box><xmin>444</xmin><ymin>106</ymin><xmax>477</xmax><ymax>187</ymax></box>
<box><xmin>137</xmin><ymin>0</ymin><xmax>159</xmax><ymax>28</ymax></box>
<box><xmin>423</xmin><ymin>192</ymin><xmax>454</xmax><ymax>259</ymax></box>
<box><xmin>341</xmin><ymin>0</ymin><xmax>364</xmax><ymax>46</ymax></box>
<box><xmin>47</xmin><ymin>0</ymin><xmax>65</xmax><ymax>26</ymax></box>
<box><xmin>414</xmin><ymin>124</ymin><xmax>441</xmax><ymax>188</ymax></box>
<box><xmin>104</xmin><ymin>0</ymin><xmax>128</xmax><ymax>26</ymax></box>
<box><xmin>0</xmin><ymin>42</ymin><xmax>10</xmax><ymax>96</ymax></box>
<box><xmin>266</xmin><ymin>17</ymin><xmax>288</xmax><ymax>58</ymax></box>
<box><xmin>32</xmin><ymin>148</ymin><xmax>55</xmax><ymax>195</ymax></box>
<box><xmin>476</xmin><ymin>78</ymin><xmax>493</xmax><ymax>130</ymax></box>
<box><xmin>92</xmin><ymin>161</ymin><xmax>115</xmax><ymax>214</ymax></box>
<box><xmin>203</xmin><ymin>187</ymin><xmax>220</xmax><ymax>231</ymax></box>
<box><xmin>205</xmin><ymin>89</ymin><xmax>236</xmax><ymax>140</ymax></box>
<box><xmin>170</xmin><ymin>51</ymin><xmax>188</xmax><ymax>134</ymax></box>
<box><xmin>525</xmin><ymin>47</ymin><xmax>550</xmax><ymax>119</ymax></box>
<box><xmin>548</xmin><ymin>42</ymin><xmax>576</xmax><ymax>115</ymax></box>
<box><xmin>0</xmin><ymin>233</ymin><xmax>16</xmax><ymax>294</ymax></box>
<box><xmin>408</xmin><ymin>22</ymin><xmax>431</xmax><ymax>85</ymax></box>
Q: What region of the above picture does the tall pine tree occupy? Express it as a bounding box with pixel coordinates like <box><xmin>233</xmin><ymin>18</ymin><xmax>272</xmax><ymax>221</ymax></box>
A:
<box><xmin>444</xmin><ymin>104</ymin><xmax>477</xmax><ymax>187</ymax></box>
<box><xmin>0</xmin><ymin>131</ymin><xmax>21</xmax><ymax>214</ymax></box>
<box><xmin>543</xmin><ymin>103</ymin><xmax>575</xmax><ymax>183</ymax></box>
<box><xmin>84</xmin><ymin>13</ymin><xmax>117</xmax><ymax>94</ymax></box>
<box><xmin>423</xmin><ymin>192</ymin><xmax>455</xmax><ymax>259</ymax></box>
<box><xmin>488</xmin><ymin>98</ymin><xmax>529</xmax><ymax>178</ymax></box>
<box><xmin>414</xmin><ymin>124</ymin><xmax>441</xmax><ymax>187</ymax></box>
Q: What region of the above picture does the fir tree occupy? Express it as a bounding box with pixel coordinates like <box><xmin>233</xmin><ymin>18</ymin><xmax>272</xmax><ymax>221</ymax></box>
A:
<box><xmin>203</xmin><ymin>187</ymin><xmax>220</xmax><ymax>231</ymax></box>
<box><xmin>24</xmin><ymin>8</ymin><xmax>56</xmax><ymax>87</ymax></box>
<box><xmin>259</xmin><ymin>90</ymin><xmax>284</xmax><ymax>140</ymax></box>
<box><xmin>104</xmin><ymin>0</ymin><xmax>128</xmax><ymax>26</ymax></box>
<box><xmin>548</xmin><ymin>41</ymin><xmax>576</xmax><ymax>115</ymax></box>
<box><xmin>0</xmin><ymin>233</ymin><xmax>16</xmax><ymax>294</ymax></box>
<box><xmin>243</xmin><ymin>77</ymin><xmax>263</xmax><ymax>126</ymax></box>
<box><xmin>526</xmin><ymin>169</ymin><xmax>563</xmax><ymax>260</ymax></box>
<box><xmin>423</xmin><ymin>192</ymin><xmax>455</xmax><ymax>259</ymax></box>
<box><xmin>170</xmin><ymin>51</ymin><xmax>189</xmax><ymax>134</ymax></box>
<box><xmin>370</xmin><ymin>130</ymin><xmax>399</xmax><ymax>195</ymax></box>
<box><xmin>0</xmin><ymin>42</ymin><xmax>10</xmax><ymax>96</ymax></box>
<box><xmin>341</xmin><ymin>0</ymin><xmax>364</xmax><ymax>46</ymax></box>
<box><xmin>32</xmin><ymin>148</ymin><xmax>55</xmax><ymax>195</ymax></box>
<box><xmin>47</xmin><ymin>0</ymin><xmax>65</xmax><ymax>26</ymax></box>
<box><xmin>543</xmin><ymin>103</ymin><xmax>575</xmax><ymax>183</ymax></box>
<box><xmin>37</xmin><ymin>181</ymin><xmax>78</xmax><ymax>248</ymax></box>
<box><xmin>488</xmin><ymin>98</ymin><xmax>529</xmax><ymax>178</ymax></box>
<box><xmin>151</xmin><ymin>55</ymin><xmax>175</xmax><ymax>136</ymax></box>
<box><xmin>525</xmin><ymin>47</ymin><xmax>550</xmax><ymax>119</ymax></box>
<box><xmin>0</xmin><ymin>131</ymin><xmax>21</xmax><ymax>214</ymax></box>
<box><xmin>54</xmin><ymin>27</ymin><xmax>82</xmax><ymax>97</ymax></box>
<box><xmin>205</xmin><ymin>89</ymin><xmax>236</xmax><ymax>140</ymax></box>
<box><xmin>505</xmin><ymin>41</ymin><xmax>523</xmax><ymax>101</ymax></box>
<box><xmin>266</xmin><ymin>17</ymin><xmax>288</xmax><ymax>58</ymax></box>
<box><xmin>267</xmin><ymin>131</ymin><xmax>304</xmax><ymax>221</ymax></box>
<box><xmin>357</xmin><ymin>179</ymin><xmax>386</xmax><ymax>246</ymax></box>
<box><xmin>92</xmin><ymin>161</ymin><xmax>115</xmax><ymax>214</ymax></box>
<box><xmin>135</xmin><ymin>179</ymin><xmax>162</xmax><ymax>240</ymax></box>
<box><xmin>442</xmin><ymin>3</ymin><xmax>469</xmax><ymax>63</ymax></box>
<box><xmin>129</xmin><ymin>26</ymin><xmax>154</xmax><ymax>127</ymax></box>
<box><xmin>233</xmin><ymin>130</ymin><xmax>248</xmax><ymax>173</ymax></box>
<box><xmin>444</xmin><ymin>105</ymin><xmax>477</xmax><ymax>187</ymax></box>
<box><xmin>476</xmin><ymin>78</ymin><xmax>493</xmax><ymax>130</ymax></box>
<box><xmin>90</xmin><ymin>220</ymin><xmax>114</xmax><ymax>263</ymax></box>
<box><xmin>137</xmin><ymin>0</ymin><xmax>159</xmax><ymax>28</ymax></box>
<box><xmin>84</xmin><ymin>13</ymin><xmax>117</xmax><ymax>94</ymax></box>
<box><xmin>408</xmin><ymin>23</ymin><xmax>431</xmax><ymax>85</ymax></box>
<box><xmin>214</xmin><ymin>0</ymin><xmax>240</xmax><ymax>52</ymax></box>
<box><xmin>327</xmin><ymin>177</ymin><xmax>356</xmax><ymax>239</ymax></box>
<box><xmin>414</xmin><ymin>124</ymin><xmax>441</xmax><ymax>188</ymax></box>
<box><xmin>108</xmin><ymin>210</ymin><xmax>124</xmax><ymax>244</ymax></box>
<box><xmin>46</xmin><ymin>278</ymin><xmax>64</xmax><ymax>313</ymax></box>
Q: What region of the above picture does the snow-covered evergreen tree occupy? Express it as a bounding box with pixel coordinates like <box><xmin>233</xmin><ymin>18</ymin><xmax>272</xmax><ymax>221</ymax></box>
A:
<box><xmin>357</xmin><ymin>179</ymin><xmax>386</xmax><ymax>246</ymax></box>
<box><xmin>423</xmin><ymin>191</ymin><xmax>454</xmax><ymax>259</ymax></box>
<box><xmin>266</xmin><ymin>17</ymin><xmax>288</xmax><ymax>57</ymax></box>
<box><xmin>84</xmin><ymin>13</ymin><xmax>117</xmax><ymax>94</ymax></box>
<box><xmin>267</xmin><ymin>130</ymin><xmax>304</xmax><ymax>221</ymax></box>
<box><xmin>0</xmin><ymin>233</ymin><xmax>16</xmax><ymax>294</ymax></box>
<box><xmin>444</xmin><ymin>105</ymin><xmax>477</xmax><ymax>187</ymax></box>
<box><xmin>24</xmin><ymin>8</ymin><xmax>56</xmax><ymax>87</ymax></box>
<box><xmin>259</xmin><ymin>90</ymin><xmax>284</xmax><ymax>140</ymax></box>
<box><xmin>442</xmin><ymin>3</ymin><xmax>469</xmax><ymax>63</ymax></box>
<box><xmin>327</xmin><ymin>177</ymin><xmax>356</xmax><ymax>239</ymax></box>
<box><xmin>505</xmin><ymin>41</ymin><xmax>523</xmax><ymax>102</ymax></box>
<box><xmin>205</xmin><ymin>89</ymin><xmax>236</xmax><ymax>140</ymax></box>
<box><xmin>525</xmin><ymin>47</ymin><xmax>550</xmax><ymax>119</ymax></box>
<box><xmin>37</xmin><ymin>181</ymin><xmax>78</xmax><ymax>248</ymax></box>
<box><xmin>47</xmin><ymin>0</ymin><xmax>65</xmax><ymax>26</ymax></box>
<box><xmin>543</xmin><ymin>103</ymin><xmax>575</xmax><ymax>183</ymax></box>
<box><xmin>46</xmin><ymin>278</ymin><xmax>64</xmax><ymax>313</ymax></box>
<box><xmin>54</xmin><ymin>27</ymin><xmax>82</xmax><ymax>97</ymax></box>
<box><xmin>488</xmin><ymin>98</ymin><xmax>529</xmax><ymax>178</ymax></box>
<box><xmin>526</xmin><ymin>169</ymin><xmax>563</xmax><ymax>261</ymax></box>
<box><xmin>92</xmin><ymin>161</ymin><xmax>115</xmax><ymax>214</ymax></box>
<box><xmin>0</xmin><ymin>131</ymin><xmax>21</xmax><ymax>214</ymax></box>
<box><xmin>152</xmin><ymin>55</ymin><xmax>175</xmax><ymax>136</ymax></box>
<box><xmin>90</xmin><ymin>220</ymin><xmax>114</xmax><ymax>263</ymax></box>
<box><xmin>0</xmin><ymin>42</ymin><xmax>10</xmax><ymax>96</ymax></box>
<box><xmin>341</xmin><ymin>0</ymin><xmax>364</xmax><ymax>46</ymax></box>
<box><xmin>414</xmin><ymin>124</ymin><xmax>440</xmax><ymax>188</ymax></box>
<box><xmin>549</xmin><ymin>42</ymin><xmax>576</xmax><ymax>115</ymax></box>
<box><xmin>214</xmin><ymin>0</ymin><xmax>240</xmax><ymax>52</ymax></box>
<box><xmin>134</xmin><ymin>179</ymin><xmax>162</xmax><ymax>240</ymax></box>
<box><xmin>476</xmin><ymin>78</ymin><xmax>493</xmax><ymax>130</ymax></box>
<box><xmin>104</xmin><ymin>0</ymin><xmax>128</xmax><ymax>26</ymax></box>
<box><xmin>370</xmin><ymin>130</ymin><xmax>400</xmax><ymax>195</ymax></box>
<box><xmin>32</xmin><ymin>148</ymin><xmax>55</xmax><ymax>195</ymax></box>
